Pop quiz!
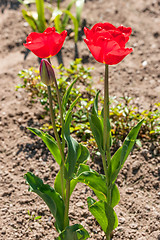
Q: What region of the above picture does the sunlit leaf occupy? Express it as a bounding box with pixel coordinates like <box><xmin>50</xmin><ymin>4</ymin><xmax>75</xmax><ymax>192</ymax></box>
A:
<box><xmin>76</xmin><ymin>164</ymin><xmax>120</xmax><ymax>207</ymax></box>
<box><xmin>28</xmin><ymin>128</ymin><xmax>62</xmax><ymax>165</ymax></box>
<box><xmin>111</xmin><ymin>119</ymin><xmax>144</xmax><ymax>183</ymax></box>
<box><xmin>22</xmin><ymin>9</ymin><xmax>37</xmax><ymax>31</ymax></box>
<box><xmin>35</xmin><ymin>0</ymin><xmax>46</xmax><ymax>32</ymax></box>
<box><xmin>62</xmin><ymin>77</ymin><xmax>79</xmax><ymax>111</ymax></box>
<box><xmin>87</xmin><ymin>198</ymin><xmax>118</xmax><ymax>235</ymax></box>
<box><xmin>25</xmin><ymin>172</ymin><xmax>66</xmax><ymax>232</ymax></box>
<box><xmin>64</xmin><ymin>112</ymin><xmax>81</xmax><ymax>180</ymax></box>
<box><xmin>62</xmin><ymin>10</ymin><xmax>79</xmax><ymax>42</ymax></box>
<box><xmin>56</xmin><ymin>224</ymin><xmax>90</xmax><ymax>240</ymax></box>
<box><xmin>76</xmin><ymin>0</ymin><xmax>84</xmax><ymax>25</ymax></box>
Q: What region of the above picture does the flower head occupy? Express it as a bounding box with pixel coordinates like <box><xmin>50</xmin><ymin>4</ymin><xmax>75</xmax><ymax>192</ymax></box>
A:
<box><xmin>84</xmin><ymin>22</ymin><xmax>133</xmax><ymax>65</ymax></box>
<box><xmin>40</xmin><ymin>59</ymin><xmax>56</xmax><ymax>86</ymax></box>
<box><xmin>24</xmin><ymin>27</ymin><xmax>67</xmax><ymax>58</ymax></box>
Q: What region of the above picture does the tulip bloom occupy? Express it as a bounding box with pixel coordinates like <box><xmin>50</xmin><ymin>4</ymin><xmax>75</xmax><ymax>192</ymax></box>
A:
<box><xmin>24</xmin><ymin>27</ymin><xmax>67</xmax><ymax>58</ymax></box>
<box><xmin>84</xmin><ymin>22</ymin><xmax>133</xmax><ymax>65</ymax></box>
<box><xmin>40</xmin><ymin>59</ymin><xmax>56</xmax><ymax>86</ymax></box>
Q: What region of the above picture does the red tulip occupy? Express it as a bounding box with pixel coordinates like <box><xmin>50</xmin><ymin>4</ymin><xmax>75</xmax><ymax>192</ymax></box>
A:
<box><xmin>24</xmin><ymin>27</ymin><xmax>67</xmax><ymax>58</ymax></box>
<box><xmin>84</xmin><ymin>22</ymin><xmax>133</xmax><ymax>65</ymax></box>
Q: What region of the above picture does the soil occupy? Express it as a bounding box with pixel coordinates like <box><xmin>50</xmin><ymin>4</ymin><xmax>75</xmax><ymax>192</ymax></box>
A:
<box><xmin>0</xmin><ymin>0</ymin><xmax>160</xmax><ymax>239</ymax></box>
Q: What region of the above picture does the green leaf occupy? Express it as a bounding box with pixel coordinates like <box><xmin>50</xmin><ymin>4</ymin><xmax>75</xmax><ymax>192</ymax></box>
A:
<box><xmin>54</xmin><ymin>170</ymin><xmax>77</xmax><ymax>198</ymax></box>
<box><xmin>62</xmin><ymin>0</ymin><xmax>76</xmax><ymax>28</ymax></box>
<box><xmin>62</xmin><ymin>10</ymin><xmax>79</xmax><ymax>43</ymax></box>
<box><xmin>89</xmin><ymin>92</ymin><xmax>104</xmax><ymax>154</ymax></box>
<box><xmin>35</xmin><ymin>0</ymin><xmax>46</xmax><ymax>32</ymax></box>
<box><xmin>56</xmin><ymin>224</ymin><xmax>90</xmax><ymax>240</ymax></box>
<box><xmin>64</xmin><ymin>112</ymin><xmax>81</xmax><ymax>180</ymax></box>
<box><xmin>52</xmin><ymin>9</ymin><xmax>63</xmax><ymax>33</ymax></box>
<box><xmin>25</xmin><ymin>172</ymin><xmax>65</xmax><ymax>232</ymax></box>
<box><xmin>76</xmin><ymin>0</ymin><xmax>85</xmax><ymax>25</ymax></box>
<box><xmin>111</xmin><ymin>119</ymin><xmax>144</xmax><ymax>183</ymax></box>
<box><xmin>87</xmin><ymin>198</ymin><xmax>118</xmax><ymax>236</ymax></box>
<box><xmin>89</xmin><ymin>113</ymin><xmax>104</xmax><ymax>154</ymax></box>
<box><xmin>65</xmin><ymin>95</ymin><xmax>81</xmax><ymax>122</ymax></box>
<box><xmin>76</xmin><ymin>164</ymin><xmax>120</xmax><ymax>207</ymax></box>
<box><xmin>19</xmin><ymin>0</ymin><xmax>35</xmax><ymax>4</ymax></box>
<box><xmin>54</xmin><ymin>145</ymin><xmax>89</xmax><ymax>198</ymax></box>
<box><xmin>74</xmin><ymin>144</ymin><xmax>90</xmax><ymax>174</ymax></box>
<box><xmin>111</xmin><ymin>184</ymin><xmax>120</xmax><ymax>208</ymax></box>
<box><xmin>62</xmin><ymin>77</ymin><xmax>79</xmax><ymax>111</ymax></box>
<box><xmin>22</xmin><ymin>9</ymin><xmax>37</xmax><ymax>31</ymax></box>
<box><xmin>28</xmin><ymin>128</ymin><xmax>62</xmax><ymax>165</ymax></box>
<box><xmin>92</xmin><ymin>91</ymin><xmax>100</xmax><ymax>115</ymax></box>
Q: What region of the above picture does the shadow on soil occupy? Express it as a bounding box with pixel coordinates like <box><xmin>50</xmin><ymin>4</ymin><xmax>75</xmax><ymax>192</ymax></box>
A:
<box><xmin>0</xmin><ymin>0</ymin><xmax>20</xmax><ymax>13</ymax></box>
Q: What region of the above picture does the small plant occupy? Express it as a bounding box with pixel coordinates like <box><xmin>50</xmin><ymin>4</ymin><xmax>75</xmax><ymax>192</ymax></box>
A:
<box><xmin>17</xmin><ymin>60</ymin><xmax>159</xmax><ymax>145</ymax></box>
<box><xmin>27</xmin><ymin>210</ymin><xmax>42</xmax><ymax>221</ymax></box>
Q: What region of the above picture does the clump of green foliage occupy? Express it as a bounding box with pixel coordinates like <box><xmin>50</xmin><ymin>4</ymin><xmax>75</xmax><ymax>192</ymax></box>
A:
<box><xmin>17</xmin><ymin>59</ymin><xmax>160</xmax><ymax>147</ymax></box>
<box><xmin>19</xmin><ymin>0</ymin><xmax>84</xmax><ymax>42</ymax></box>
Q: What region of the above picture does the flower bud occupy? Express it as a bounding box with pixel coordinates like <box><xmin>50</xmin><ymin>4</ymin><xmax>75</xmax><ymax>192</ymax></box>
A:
<box><xmin>39</xmin><ymin>59</ymin><xmax>56</xmax><ymax>86</ymax></box>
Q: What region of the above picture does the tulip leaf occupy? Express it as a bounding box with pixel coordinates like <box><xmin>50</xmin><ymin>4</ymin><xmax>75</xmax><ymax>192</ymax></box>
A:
<box><xmin>28</xmin><ymin>128</ymin><xmax>62</xmax><ymax>165</ymax></box>
<box><xmin>76</xmin><ymin>164</ymin><xmax>120</xmax><ymax>207</ymax></box>
<box><xmin>89</xmin><ymin>92</ymin><xmax>104</xmax><ymax>154</ymax></box>
<box><xmin>87</xmin><ymin>198</ymin><xmax>118</xmax><ymax>236</ymax></box>
<box><xmin>76</xmin><ymin>0</ymin><xmax>85</xmax><ymax>25</ymax></box>
<box><xmin>74</xmin><ymin>144</ymin><xmax>90</xmax><ymax>173</ymax></box>
<box><xmin>54</xmin><ymin>170</ymin><xmax>77</xmax><ymax>198</ymax></box>
<box><xmin>19</xmin><ymin>0</ymin><xmax>35</xmax><ymax>4</ymax></box>
<box><xmin>56</xmin><ymin>224</ymin><xmax>90</xmax><ymax>240</ymax></box>
<box><xmin>52</xmin><ymin>9</ymin><xmax>63</xmax><ymax>33</ymax></box>
<box><xmin>89</xmin><ymin>113</ymin><xmax>104</xmax><ymax>154</ymax></box>
<box><xmin>92</xmin><ymin>91</ymin><xmax>100</xmax><ymax>115</ymax></box>
<box><xmin>65</xmin><ymin>95</ymin><xmax>81</xmax><ymax>122</ymax></box>
<box><xmin>111</xmin><ymin>119</ymin><xmax>144</xmax><ymax>183</ymax></box>
<box><xmin>35</xmin><ymin>0</ymin><xmax>46</xmax><ymax>33</ymax></box>
<box><xmin>54</xmin><ymin>146</ymin><xmax>89</xmax><ymax>198</ymax></box>
<box><xmin>62</xmin><ymin>0</ymin><xmax>76</xmax><ymax>28</ymax></box>
<box><xmin>62</xmin><ymin>10</ymin><xmax>79</xmax><ymax>43</ymax></box>
<box><xmin>64</xmin><ymin>112</ymin><xmax>81</xmax><ymax>180</ymax></box>
<box><xmin>25</xmin><ymin>172</ymin><xmax>66</xmax><ymax>232</ymax></box>
<box><xmin>62</xmin><ymin>77</ymin><xmax>79</xmax><ymax>111</ymax></box>
<box><xmin>64</xmin><ymin>112</ymin><xmax>90</xmax><ymax>180</ymax></box>
<box><xmin>22</xmin><ymin>9</ymin><xmax>37</xmax><ymax>31</ymax></box>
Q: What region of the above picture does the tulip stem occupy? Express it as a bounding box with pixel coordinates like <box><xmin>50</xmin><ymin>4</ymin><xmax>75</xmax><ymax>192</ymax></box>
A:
<box><xmin>47</xmin><ymin>85</ymin><xmax>65</xmax><ymax>200</ymax></box>
<box><xmin>106</xmin><ymin>234</ymin><xmax>110</xmax><ymax>240</ymax></box>
<box><xmin>48</xmin><ymin>58</ymin><xmax>65</xmax><ymax>151</ymax></box>
<box><xmin>103</xmin><ymin>64</ymin><xmax>111</xmax><ymax>204</ymax></box>
<box><xmin>103</xmin><ymin>63</ymin><xmax>112</xmax><ymax>239</ymax></box>
<box><xmin>64</xmin><ymin>179</ymin><xmax>70</xmax><ymax>228</ymax></box>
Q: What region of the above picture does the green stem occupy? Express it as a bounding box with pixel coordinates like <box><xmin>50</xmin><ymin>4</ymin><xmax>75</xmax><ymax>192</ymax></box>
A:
<box><xmin>64</xmin><ymin>180</ymin><xmax>70</xmax><ymax>228</ymax></box>
<box><xmin>47</xmin><ymin>85</ymin><xmax>65</xmax><ymax>200</ymax></box>
<box><xmin>106</xmin><ymin>234</ymin><xmax>110</xmax><ymax>240</ymax></box>
<box><xmin>101</xmin><ymin>154</ymin><xmax>108</xmax><ymax>181</ymax></box>
<box><xmin>103</xmin><ymin>64</ymin><xmax>111</xmax><ymax>165</ymax></box>
<box><xmin>48</xmin><ymin>58</ymin><xmax>65</xmax><ymax>152</ymax></box>
<box><xmin>103</xmin><ymin>64</ymin><xmax>111</xmax><ymax>206</ymax></box>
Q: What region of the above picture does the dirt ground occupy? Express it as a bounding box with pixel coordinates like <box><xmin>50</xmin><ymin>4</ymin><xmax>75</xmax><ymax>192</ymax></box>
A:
<box><xmin>0</xmin><ymin>0</ymin><xmax>160</xmax><ymax>239</ymax></box>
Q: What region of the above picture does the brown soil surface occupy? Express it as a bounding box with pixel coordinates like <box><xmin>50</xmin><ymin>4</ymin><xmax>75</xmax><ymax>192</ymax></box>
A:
<box><xmin>0</xmin><ymin>0</ymin><xmax>160</xmax><ymax>239</ymax></box>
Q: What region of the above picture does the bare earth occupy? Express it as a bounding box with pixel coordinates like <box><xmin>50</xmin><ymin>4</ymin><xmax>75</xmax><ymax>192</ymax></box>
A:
<box><xmin>0</xmin><ymin>0</ymin><xmax>160</xmax><ymax>239</ymax></box>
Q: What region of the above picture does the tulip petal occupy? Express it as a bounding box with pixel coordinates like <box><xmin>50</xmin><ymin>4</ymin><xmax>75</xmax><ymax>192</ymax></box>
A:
<box><xmin>91</xmin><ymin>22</ymin><xmax>116</xmax><ymax>33</ymax></box>
<box><xmin>104</xmin><ymin>48</ymin><xmax>133</xmax><ymax>65</ymax></box>
<box><xmin>117</xmin><ymin>25</ymin><xmax>132</xmax><ymax>38</ymax></box>
<box><xmin>84</xmin><ymin>39</ymin><xmax>103</xmax><ymax>63</ymax></box>
<box><xmin>107</xmin><ymin>30</ymin><xmax>126</xmax><ymax>48</ymax></box>
<box><xmin>84</xmin><ymin>27</ymin><xmax>90</xmax><ymax>38</ymax></box>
